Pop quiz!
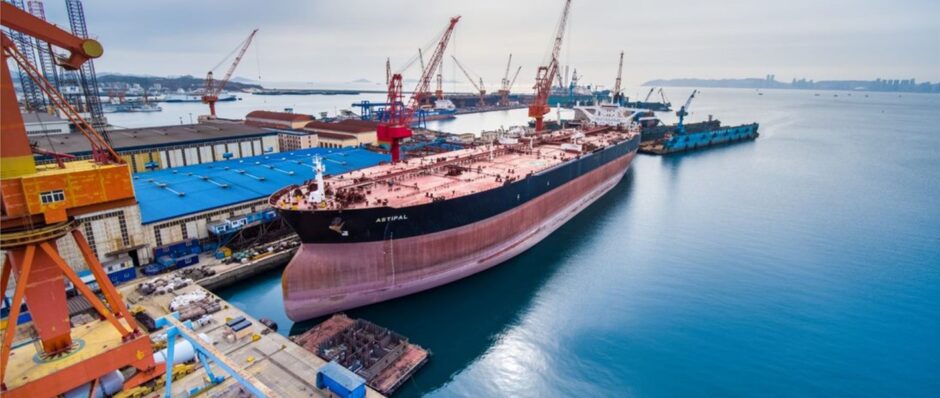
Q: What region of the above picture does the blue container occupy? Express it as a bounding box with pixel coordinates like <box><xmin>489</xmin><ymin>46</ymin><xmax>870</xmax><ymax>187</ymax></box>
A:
<box><xmin>316</xmin><ymin>361</ymin><xmax>366</xmax><ymax>398</ymax></box>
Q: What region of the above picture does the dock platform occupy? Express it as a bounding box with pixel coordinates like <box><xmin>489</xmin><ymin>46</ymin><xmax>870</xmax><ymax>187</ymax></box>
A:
<box><xmin>120</xmin><ymin>284</ymin><xmax>386</xmax><ymax>398</ymax></box>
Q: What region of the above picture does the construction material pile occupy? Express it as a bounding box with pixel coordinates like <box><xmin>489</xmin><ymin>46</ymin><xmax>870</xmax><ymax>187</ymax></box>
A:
<box><xmin>177</xmin><ymin>265</ymin><xmax>217</xmax><ymax>281</ymax></box>
<box><xmin>169</xmin><ymin>290</ymin><xmax>223</xmax><ymax>321</ymax></box>
<box><xmin>136</xmin><ymin>275</ymin><xmax>193</xmax><ymax>296</ymax></box>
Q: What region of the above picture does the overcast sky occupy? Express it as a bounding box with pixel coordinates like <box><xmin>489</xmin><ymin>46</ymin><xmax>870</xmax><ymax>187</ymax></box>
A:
<box><xmin>41</xmin><ymin>0</ymin><xmax>940</xmax><ymax>87</ymax></box>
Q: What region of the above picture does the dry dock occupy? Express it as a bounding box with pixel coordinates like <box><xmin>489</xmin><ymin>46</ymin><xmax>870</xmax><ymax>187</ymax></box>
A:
<box><xmin>120</xmin><ymin>282</ymin><xmax>386</xmax><ymax>398</ymax></box>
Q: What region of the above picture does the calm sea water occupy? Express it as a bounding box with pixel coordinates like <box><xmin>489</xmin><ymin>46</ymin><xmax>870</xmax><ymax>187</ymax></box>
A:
<box><xmin>209</xmin><ymin>88</ymin><xmax>940</xmax><ymax>397</ymax></box>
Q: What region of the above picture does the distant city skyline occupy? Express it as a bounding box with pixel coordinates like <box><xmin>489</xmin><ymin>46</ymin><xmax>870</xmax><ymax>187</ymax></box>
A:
<box><xmin>37</xmin><ymin>0</ymin><xmax>940</xmax><ymax>87</ymax></box>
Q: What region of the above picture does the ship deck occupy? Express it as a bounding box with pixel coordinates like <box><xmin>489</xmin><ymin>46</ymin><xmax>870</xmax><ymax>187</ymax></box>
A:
<box><xmin>275</xmin><ymin>127</ymin><xmax>634</xmax><ymax>211</ymax></box>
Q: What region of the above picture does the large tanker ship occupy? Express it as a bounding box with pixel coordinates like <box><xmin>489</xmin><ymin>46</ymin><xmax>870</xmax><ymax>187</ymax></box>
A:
<box><xmin>270</xmin><ymin>125</ymin><xmax>640</xmax><ymax>321</ymax></box>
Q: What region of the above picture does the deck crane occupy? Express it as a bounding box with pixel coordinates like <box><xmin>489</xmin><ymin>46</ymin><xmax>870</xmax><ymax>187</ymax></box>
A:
<box><xmin>643</xmin><ymin>87</ymin><xmax>655</xmax><ymax>102</ymax></box>
<box><xmin>612</xmin><ymin>51</ymin><xmax>624</xmax><ymax>105</ymax></box>
<box><xmin>529</xmin><ymin>0</ymin><xmax>573</xmax><ymax>132</ymax></box>
<box><xmin>378</xmin><ymin>16</ymin><xmax>460</xmax><ymax>163</ymax></box>
<box><xmin>1</xmin><ymin>3</ymin><xmax>162</xmax><ymax>396</ymax></box>
<box><xmin>675</xmin><ymin>89</ymin><xmax>698</xmax><ymax>134</ymax></box>
<box><xmin>202</xmin><ymin>28</ymin><xmax>258</xmax><ymax>119</ymax></box>
<box><xmin>451</xmin><ymin>55</ymin><xmax>486</xmax><ymax>106</ymax></box>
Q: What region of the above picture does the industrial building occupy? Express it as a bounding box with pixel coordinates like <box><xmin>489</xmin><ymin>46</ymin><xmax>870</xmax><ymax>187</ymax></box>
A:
<box><xmin>33</xmin><ymin>120</ymin><xmax>281</xmax><ymax>173</ymax></box>
<box><xmin>245</xmin><ymin>110</ymin><xmax>316</xmax><ymax>129</ymax></box>
<box><xmin>128</xmin><ymin>147</ymin><xmax>387</xmax><ymax>266</ymax></box>
<box><xmin>302</xmin><ymin>119</ymin><xmax>380</xmax><ymax>147</ymax></box>
<box><xmin>22</xmin><ymin>111</ymin><xmax>70</xmax><ymax>136</ymax></box>
<box><xmin>278</xmin><ymin>129</ymin><xmax>320</xmax><ymax>151</ymax></box>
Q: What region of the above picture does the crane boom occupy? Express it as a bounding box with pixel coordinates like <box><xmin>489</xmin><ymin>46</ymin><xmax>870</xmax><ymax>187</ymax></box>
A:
<box><xmin>451</xmin><ymin>55</ymin><xmax>485</xmax><ymax>106</ymax></box>
<box><xmin>203</xmin><ymin>28</ymin><xmax>258</xmax><ymax>118</ymax></box>
<box><xmin>497</xmin><ymin>53</ymin><xmax>514</xmax><ymax>106</ymax></box>
<box><xmin>612</xmin><ymin>51</ymin><xmax>624</xmax><ymax>104</ymax></box>
<box><xmin>643</xmin><ymin>87</ymin><xmax>655</xmax><ymax>102</ymax></box>
<box><xmin>378</xmin><ymin>16</ymin><xmax>460</xmax><ymax>163</ymax></box>
<box><xmin>509</xmin><ymin>66</ymin><xmax>522</xmax><ymax>90</ymax></box>
<box><xmin>529</xmin><ymin>0</ymin><xmax>572</xmax><ymax>132</ymax></box>
<box><xmin>675</xmin><ymin>89</ymin><xmax>697</xmax><ymax>133</ymax></box>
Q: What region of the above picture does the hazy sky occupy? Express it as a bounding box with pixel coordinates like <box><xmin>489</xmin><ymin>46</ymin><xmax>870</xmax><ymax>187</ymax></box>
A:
<box><xmin>41</xmin><ymin>0</ymin><xmax>940</xmax><ymax>87</ymax></box>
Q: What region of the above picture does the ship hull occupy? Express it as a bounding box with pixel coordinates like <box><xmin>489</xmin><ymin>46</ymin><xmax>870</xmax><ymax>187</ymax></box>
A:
<box><xmin>281</xmin><ymin>141</ymin><xmax>637</xmax><ymax>321</ymax></box>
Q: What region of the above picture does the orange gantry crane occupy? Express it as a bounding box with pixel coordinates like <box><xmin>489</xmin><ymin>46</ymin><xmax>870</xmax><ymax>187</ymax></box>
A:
<box><xmin>202</xmin><ymin>28</ymin><xmax>258</xmax><ymax>119</ymax></box>
<box><xmin>1</xmin><ymin>3</ymin><xmax>162</xmax><ymax>396</ymax></box>
<box><xmin>529</xmin><ymin>0</ymin><xmax>572</xmax><ymax>132</ymax></box>
<box><xmin>378</xmin><ymin>16</ymin><xmax>460</xmax><ymax>163</ymax></box>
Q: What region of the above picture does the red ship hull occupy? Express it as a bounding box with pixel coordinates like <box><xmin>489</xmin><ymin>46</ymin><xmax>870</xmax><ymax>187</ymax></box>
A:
<box><xmin>282</xmin><ymin>151</ymin><xmax>636</xmax><ymax>321</ymax></box>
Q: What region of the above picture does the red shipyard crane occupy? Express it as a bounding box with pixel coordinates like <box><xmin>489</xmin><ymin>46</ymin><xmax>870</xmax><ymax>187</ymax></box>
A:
<box><xmin>202</xmin><ymin>28</ymin><xmax>258</xmax><ymax>118</ymax></box>
<box><xmin>529</xmin><ymin>0</ymin><xmax>572</xmax><ymax>132</ymax></box>
<box><xmin>378</xmin><ymin>16</ymin><xmax>460</xmax><ymax>163</ymax></box>
<box><xmin>498</xmin><ymin>53</ymin><xmax>522</xmax><ymax>107</ymax></box>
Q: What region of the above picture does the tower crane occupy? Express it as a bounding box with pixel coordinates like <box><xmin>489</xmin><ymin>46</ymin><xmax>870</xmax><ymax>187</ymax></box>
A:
<box><xmin>675</xmin><ymin>89</ymin><xmax>697</xmax><ymax>134</ymax></box>
<box><xmin>202</xmin><ymin>28</ymin><xmax>258</xmax><ymax>119</ymax></box>
<box><xmin>529</xmin><ymin>0</ymin><xmax>573</xmax><ymax>132</ymax></box>
<box><xmin>1</xmin><ymin>3</ymin><xmax>161</xmax><ymax>396</ymax></box>
<box><xmin>612</xmin><ymin>51</ymin><xmax>624</xmax><ymax>105</ymax></box>
<box><xmin>451</xmin><ymin>55</ymin><xmax>485</xmax><ymax>106</ymax></box>
<box><xmin>378</xmin><ymin>16</ymin><xmax>460</xmax><ymax>163</ymax></box>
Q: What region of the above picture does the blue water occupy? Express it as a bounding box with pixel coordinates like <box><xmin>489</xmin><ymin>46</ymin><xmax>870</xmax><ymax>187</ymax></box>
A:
<box><xmin>217</xmin><ymin>89</ymin><xmax>940</xmax><ymax>397</ymax></box>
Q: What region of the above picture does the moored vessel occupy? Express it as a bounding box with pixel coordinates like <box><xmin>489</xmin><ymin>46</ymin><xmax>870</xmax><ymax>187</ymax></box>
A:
<box><xmin>271</xmin><ymin>124</ymin><xmax>640</xmax><ymax>321</ymax></box>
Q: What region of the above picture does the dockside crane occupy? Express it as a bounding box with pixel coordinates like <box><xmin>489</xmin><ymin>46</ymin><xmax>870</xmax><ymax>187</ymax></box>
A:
<box><xmin>643</xmin><ymin>87</ymin><xmax>655</xmax><ymax>102</ymax></box>
<box><xmin>451</xmin><ymin>55</ymin><xmax>486</xmax><ymax>106</ymax></box>
<box><xmin>658</xmin><ymin>87</ymin><xmax>671</xmax><ymax>106</ymax></box>
<box><xmin>675</xmin><ymin>89</ymin><xmax>697</xmax><ymax>134</ymax></box>
<box><xmin>529</xmin><ymin>0</ymin><xmax>572</xmax><ymax>132</ymax></box>
<box><xmin>612</xmin><ymin>51</ymin><xmax>624</xmax><ymax>105</ymax></box>
<box><xmin>497</xmin><ymin>54</ymin><xmax>522</xmax><ymax>107</ymax></box>
<box><xmin>378</xmin><ymin>16</ymin><xmax>460</xmax><ymax>163</ymax></box>
<box><xmin>1</xmin><ymin>3</ymin><xmax>162</xmax><ymax>396</ymax></box>
<box><xmin>202</xmin><ymin>28</ymin><xmax>258</xmax><ymax>119</ymax></box>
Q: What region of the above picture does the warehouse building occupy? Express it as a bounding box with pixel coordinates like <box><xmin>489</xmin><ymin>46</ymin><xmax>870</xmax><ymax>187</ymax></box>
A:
<box><xmin>22</xmin><ymin>111</ymin><xmax>70</xmax><ymax>136</ymax></box>
<box><xmin>33</xmin><ymin>120</ymin><xmax>281</xmax><ymax>173</ymax></box>
<box><xmin>278</xmin><ymin>129</ymin><xmax>319</xmax><ymax>151</ymax></box>
<box><xmin>302</xmin><ymin>119</ymin><xmax>380</xmax><ymax>147</ymax></box>
<box><xmin>245</xmin><ymin>110</ymin><xmax>316</xmax><ymax>129</ymax></box>
<box><xmin>131</xmin><ymin>147</ymin><xmax>387</xmax><ymax>264</ymax></box>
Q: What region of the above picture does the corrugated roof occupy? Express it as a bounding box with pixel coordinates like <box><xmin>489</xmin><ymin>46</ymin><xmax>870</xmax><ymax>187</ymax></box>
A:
<box><xmin>134</xmin><ymin>147</ymin><xmax>388</xmax><ymax>224</ymax></box>
<box><xmin>37</xmin><ymin>122</ymin><xmax>274</xmax><ymax>156</ymax></box>
<box><xmin>304</xmin><ymin>120</ymin><xmax>376</xmax><ymax>133</ymax></box>
<box><xmin>246</xmin><ymin>110</ymin><xmax>315</xmax><ymax>122</ymax></box>
<box><xmin>314</xmin><ymin>131</ymin><xmax>359</xmax><ymax>140</ymax></box>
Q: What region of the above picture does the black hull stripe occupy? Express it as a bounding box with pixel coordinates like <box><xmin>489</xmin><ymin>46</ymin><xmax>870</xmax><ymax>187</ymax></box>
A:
<box><xmin>278</xmin><ymin>135</ymin><xmax>640</xmax><ymax>243</ymax></box>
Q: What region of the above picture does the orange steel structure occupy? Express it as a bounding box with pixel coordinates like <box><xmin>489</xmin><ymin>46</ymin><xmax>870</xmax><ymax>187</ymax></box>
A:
<box><xmin>529</xmin><ymin>0</ymin><xmax>571</xmax><ymax>132</ymax></box>
<box><xmin>1</xmin><ymin>3</ymin><xmax>161</xmax><ymax>396</ymax></box>
<box><xmin>202</xmin><ymin>28</ymin><xmax>258</xmax><ymax>118</ymax></box>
